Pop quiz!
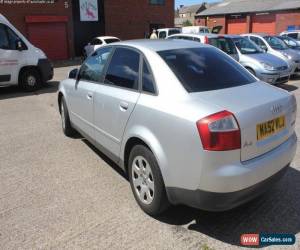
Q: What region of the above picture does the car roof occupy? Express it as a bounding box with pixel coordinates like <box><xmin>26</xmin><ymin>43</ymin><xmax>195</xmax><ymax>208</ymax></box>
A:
<box><xmin>0</xmin><ymin>14</ymin><xmax>10</xmax><ymax>25</ymax></box>
<box><xmin>242</xmin><ymin>33</ymin><xmax>267</xmax><ymax>37</ymax></box>
<box><xmin>96</xmin><ymin>36</ymin><xmax>119</xmax><ymax>40</ymax></box>
<box><xmin>282</xmin><ymin>30</ymin><xmax>300</xmax><ymax>33</ymax></box>
<box><xmin>112</xmin><ymin>39</ymin><xmax>208</xmax><ymax>52</ymax></box>
<box><xmin>168</xmin><ymin>33</ymin><xmax>216</xmax><ymax>38</ymax></box>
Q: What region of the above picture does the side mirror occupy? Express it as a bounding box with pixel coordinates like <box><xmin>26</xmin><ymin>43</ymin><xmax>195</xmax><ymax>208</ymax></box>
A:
<box><xmin>16</xmin><ymin>40</ymin><xmax>24</xmax><ymax>51</ymax></box>
<box><xmin>261</xmin><ymin>45</ymin><xmax>268</xmax><ymax>52</ymax></box>
<box><xmin>68</xmin><ymin>68</ymin><xmax>78</xmax><ymax>79</ymax></box>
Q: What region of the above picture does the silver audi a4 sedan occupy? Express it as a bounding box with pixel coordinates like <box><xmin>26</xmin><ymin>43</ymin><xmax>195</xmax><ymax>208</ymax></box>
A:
<box><xmin>58</xmin><ymin>40</ymin><xmax>297</xmax><ymax>215</ymax></box>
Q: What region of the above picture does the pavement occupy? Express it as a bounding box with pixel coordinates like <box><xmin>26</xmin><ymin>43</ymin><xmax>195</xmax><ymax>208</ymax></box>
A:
<box><xmin>0</xmin><ymin>66</ymin><xmax>300</xmax><ymax>250</ymax></box>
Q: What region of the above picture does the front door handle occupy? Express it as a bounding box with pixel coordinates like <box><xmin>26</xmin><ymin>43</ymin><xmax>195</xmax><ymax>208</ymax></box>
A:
<box><xmin>120</xmin><ymin>101</ymin><xmax>129</xmax><ymax>111</ymax></box>
<box><xmin>87</xmin><ymin>92</ymin><xmax>93</xmax><ymax>100</ymax></box>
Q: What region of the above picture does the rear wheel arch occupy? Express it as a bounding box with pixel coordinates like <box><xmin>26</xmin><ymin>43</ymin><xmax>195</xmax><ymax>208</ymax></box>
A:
<box><xmin>124</xmin><ymin>137</ymin><xmax>151</xmax><ymax>174</ymax></box>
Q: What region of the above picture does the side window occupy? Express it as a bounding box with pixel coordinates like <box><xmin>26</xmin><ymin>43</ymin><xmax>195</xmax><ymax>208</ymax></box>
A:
<box><xmin>159</xmin><ymin>31</ymin><xmax>167</xmax><ymax>39</ymax></box>
<box><xmin>78</xmin><ymin>47</ymin><xmax>112</xmax><ymax>82</ymax></box>
<box><xmin>6</xmin><ymin>26</ymin><xmax>24</xmax><ymax>50</ymax></box>
<box><xmin>105</xmin><ymin>48</ymin><xmax>140</xmax><ymax>90</ymax></box>
<box><xmin>91</xmin><ymin>38</ymin><xmax>102</xmax><ymax>45</ymax></box>
<box><xmin>193</xmin><ymin>37</ymin><xmax>201</xmax><ymax>42</ymax></box>
<box><xmin>287</xmin><ymin>33</ymin><xmax>298</xmax><ymax>39</ymax></box>
<box><xmin>142</xmin><ymin>60</ymin><xmax>156</xmax><ymax>94</ymax></box>
<box><xmin>0</xmin><ymin>24</ymin><xmax>9</xmax><ymax>49</ymax></box>
<box><xmin>250</xmin><ymin>36</ymin><xmax>266</xmax><ymax>47</ymax></box>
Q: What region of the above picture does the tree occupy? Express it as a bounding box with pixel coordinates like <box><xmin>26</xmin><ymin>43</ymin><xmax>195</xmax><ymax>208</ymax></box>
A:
<box><xmin>182</xmin><ymin>19</ymin><xmax>193</xmax><ymax>27</ymax></box>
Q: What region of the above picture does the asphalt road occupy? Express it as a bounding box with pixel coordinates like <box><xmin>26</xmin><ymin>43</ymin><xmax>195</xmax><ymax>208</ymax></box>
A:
<box><xmin>0</xmin><ymin>66</ymin><xmax>300</xmax><ymax>250</ymax></box>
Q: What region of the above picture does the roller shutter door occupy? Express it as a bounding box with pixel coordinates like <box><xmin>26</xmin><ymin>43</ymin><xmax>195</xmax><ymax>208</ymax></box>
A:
<box><xmin>227</xmin><ymin>18</ymin><xmax>247</xmax><ymax>34</ymax></box>
<box><xmin>27</xmin><ymin>22</ymin><xmax>68</xmax><ymax>60</ymax></box>
<box><xmin>251</xmin><ymin>14</ymin><xmax>276</xmax><ymax>35</ymax></box>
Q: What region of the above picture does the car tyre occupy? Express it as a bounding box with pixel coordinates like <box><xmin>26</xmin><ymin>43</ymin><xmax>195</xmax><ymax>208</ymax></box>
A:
<box><xmin>128</xmin><ymin>144</ymin><xmax>169</xmax><ymax>216</ymax></box>
<box><xmin>60</xmin><ymin>97</ymin><xmax>76</xmax><ymax>137</ymax></box>
<box><xmin>19</xmin><ymin>68</ymin><xmax>41</xmax><ymax>92</ymax></box>
<box><xmin>246</xmin><ymin>67</ymin><xmax>256</xmax><ymax>76</ymax></box>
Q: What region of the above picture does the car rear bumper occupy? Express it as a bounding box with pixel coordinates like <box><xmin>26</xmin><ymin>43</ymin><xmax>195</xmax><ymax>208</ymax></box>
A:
<box><xmin>166</xmin><ymin>133</ymin><xmax>297</xmax><ymax>211</ymax></box>
<box><xmin>167</xmin><ymin>165</ymin><xmax>288</xmax><ymax>211</ymax></box>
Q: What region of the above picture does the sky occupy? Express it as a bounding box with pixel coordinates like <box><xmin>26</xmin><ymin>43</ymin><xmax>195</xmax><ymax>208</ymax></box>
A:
<box><xmin>175</xmin><ymin>0</ymin><xmax>215</xmax><ymax>8</ymax></box>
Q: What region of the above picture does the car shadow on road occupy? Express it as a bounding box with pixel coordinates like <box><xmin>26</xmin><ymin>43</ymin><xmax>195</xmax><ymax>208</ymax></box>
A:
<box><xmin>156</xmin><ymin>166</ymin><xmax>300</xmax><ymax>248</ymax></box>
<box><xmin>278</xmin><ymin>83</ymin><xmax>298</xmax><ymax>92</ymax></box>
<box><xmin>0</xmin><ymin>81</ymin><xmax>59</xmax><ymax>101</ymax></box>
<box><xmin>82</xmin><ymin>139</ymin><xmax>128</xmax><ymax>181</ymax></box>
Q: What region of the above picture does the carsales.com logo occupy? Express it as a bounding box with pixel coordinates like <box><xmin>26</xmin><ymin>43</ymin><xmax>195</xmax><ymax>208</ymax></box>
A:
<box><xmin>241</xmin><ymin>233</ymin><xmax>296</xmax><ymax>246</ymax></box>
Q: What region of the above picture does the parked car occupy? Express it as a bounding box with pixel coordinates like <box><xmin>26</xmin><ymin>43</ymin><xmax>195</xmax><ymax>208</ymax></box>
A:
<box><xmin>280</xmin><ymin>30</ymin><xmax>300</xmax><ymax>40</ymax></box>
<box><xmin>242</xmin><ymin>34</ymin><xmax>300</xmax><ymax>76</ymax></box>
<box><xmin>58</xmin><ymin>40</ymin><xmax>297</xmax><ymax>215</ymax></box>
<box><xmin>0</xmin><ymin>14</ymin><xmax>53</xmax><ymax>91</ymax></box>
<box><xmin>277</xmin><ymin>35</ymin><xmax>300</xmax><ymax>51</ymax></box>
<box><xmin>157</xmin><ymin>28</ymin><xmax>181</xmax><ymax>39</ymax></box>
<box><xmin>167</xmin><ymin>33</ymin><xmax>239</xmax><ymax>61</ymax></box>
<box><xmin>181</xmin><ymin>25</ymin><xmax>222</xmax><ymax>34</ymax></box>
<box><xmin>83</xmin><ymin>36</ymin><xmax>120</xmax><ymax>57</ymax></box>
<box><xmin>231</xmin><ymin>35</ymin><xmax>290</xmax><ymax>84</ymax></box>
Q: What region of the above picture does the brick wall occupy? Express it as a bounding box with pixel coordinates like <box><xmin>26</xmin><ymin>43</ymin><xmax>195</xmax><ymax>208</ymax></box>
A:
<box><xmin>205</xmin><ymin>15</ymin><xmax>226</xmax><ymax>34</ymax></box>
<box><xmin>276</xmin><ymin>10</ymin><xmax>300</xmax><ymax>34</ymax></box>
<box><xmin>0</xmin><ymin>0</ymin><xmax>74</xmax><ymax>57</ymax></box>
<box><xmin>104</xmin><ymin>0</ymin><xmax>174</xmax><ymax>39</ymax></box>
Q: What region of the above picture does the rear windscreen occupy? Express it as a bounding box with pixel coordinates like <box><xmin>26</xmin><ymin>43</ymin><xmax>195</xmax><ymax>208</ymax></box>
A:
<box><xmin>105</xmin><ymin>38</ymin><xmax>120</xmax><ymax>44</ymax></box>
<box><xmin>158</xmin><ymin>47</ymin><xmax>256</xmax><ymax>93</ymax></box>
<box><xmin>168</xmin><ymin>29</ymin><xmax>181</xmax><ymax>36</ymax></box>
<box><xmin>208</xmin><ymin>37</ymin><xmax>237</xmax><ymax>55</ymax></box>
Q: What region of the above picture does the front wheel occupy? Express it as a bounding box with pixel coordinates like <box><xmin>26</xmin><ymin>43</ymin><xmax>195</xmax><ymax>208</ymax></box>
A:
<box><xmin>19</xmin><ymin>68</ymin><xmax>41</xmax><ymax>92</ymax></box>
<box><xmin>128</xmin><ymin>145</ymin><xmax>169</xmax><ymax>216</ymax></box>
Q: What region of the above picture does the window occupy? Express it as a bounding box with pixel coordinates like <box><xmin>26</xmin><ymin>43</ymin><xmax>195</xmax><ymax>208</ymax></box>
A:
<box><xmin>149</xmin><ymin>0</ymin><xmax>165</xmax><ymax>5</ymax></box>
<box><xmin>78</xmin><ymin>47</ymin><xmax>112</xmax><ymax>82</ymax></box>
<box><xmin>91</xmin><ymin>38</ymin><xmax>102</xmax><ymax>45</ymax></box>
<box><xmin>264</xmin><ymin>36</ymin><xmax>288</xmax><ymax>50</ymax></box>
<box><xmin>105</xmin><ymin>48</ymin><xmax>140</xmax><ymax>90</ymax></box>
<box><xmin>287</xmin><ymin>33</ymin><xmax>298</xmax><ymax>39</ymax></box>
<box><xmin>158</xmin><ymin>31</ymin><xmax>167</xmax><ymax>39</ymax></box>
<box><xmin>142</xmin><ymin>60</ymin><xmax>156</xmax><ymax>94</ymax></box>
<box><xmin>158</xmin><ymin>47</ymin><xmax>256</xmax><ymax>93</ymax></box>
<box><xmin>249</xmin><ymin>36</ymin><xmax>267</xmax><ymax>49</ymax></box>
<box><xmin>6</xmin><ymin>26</ymin><xmax>25</xmax><ymax>50</ymax></box>
<box><xmin>233</xmin><ymin>37</ymin><xmax>262</xmax><ymax>54</ymax></box>
<box><xmin>193</xmin><ymin>37</ymin><xmax>201</xmax><ymax>42</ymax></box>
<box><xmin>0</xmin><ymin>24</ymin><xmax>9</xmax><ymax>49</ymax></box>
<box><xmin>168</xmin><ymin>29</ymin><xmax>181</xmax><ymax>36</ymax></box>
<box><xmin>208</xmin><ymin>37</ymin><xmax>237</xmax><ymax>55</ymax></box>
<box><xmin>104</xmin><ymin>38</ymin><xmax>120</xmax><ymax>44</ymax></box>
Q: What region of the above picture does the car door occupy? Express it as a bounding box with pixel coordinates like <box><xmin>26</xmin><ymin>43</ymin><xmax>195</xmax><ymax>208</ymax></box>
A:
<box><xmin>67</xmin><ymin>52</ymin><xmax>107</xmax><ymax>139</ymax></box>
<box><xmin>0</xmin><ymin>23</ymin><xmax>22</xmax><ymax>85</ymax></box>
<box><xmin>93</xmin><ymin>47</ymin><xmax>141</xmax><ymax>159</ymax></box>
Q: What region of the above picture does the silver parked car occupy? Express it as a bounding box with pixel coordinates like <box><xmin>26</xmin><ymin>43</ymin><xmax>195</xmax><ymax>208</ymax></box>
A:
<box><xmin>242</xmin><ymin>34</ymin><xmax>300</xmax><ymax>76</ymax></box>
<box><xmin>58</xmin><ymin>40</ymin><xmax>297</xmax><ymax>215</ymax></box>
<box><xmin>231</xmin><ymin>36</ymin><xmax>290</xmax><ymax>84</ymax></box>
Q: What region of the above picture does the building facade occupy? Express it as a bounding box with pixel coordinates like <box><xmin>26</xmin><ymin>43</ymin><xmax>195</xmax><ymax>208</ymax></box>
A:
<box><xmin>195</xmin><ymin>0</ymin><xmax>300</xmax><ymax>35</ymax></box>
<box><xmin>0</xmin><ymin>0</ymin><xmax>174</xmax><ymax>60</ymax></box>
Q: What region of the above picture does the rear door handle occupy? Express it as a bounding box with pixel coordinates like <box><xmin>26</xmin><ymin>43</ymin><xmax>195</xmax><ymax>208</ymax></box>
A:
<box><xmin>87</xmin><ymin>92</ymin><xmax>93</xmax><ymax>100</ymax></box>
<box><xmin>120</xmin><ymin>101</ymin><xmax>129</xmax><ymax>111</ymax></box>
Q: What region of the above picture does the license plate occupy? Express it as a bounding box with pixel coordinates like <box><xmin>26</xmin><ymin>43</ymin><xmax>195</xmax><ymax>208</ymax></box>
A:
<box><xmin>256</xmin><ymin>116</ymin><xmax>285</xmax><ymax>141</ymax></box>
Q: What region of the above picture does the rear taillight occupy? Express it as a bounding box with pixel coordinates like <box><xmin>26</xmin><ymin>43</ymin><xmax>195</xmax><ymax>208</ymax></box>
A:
<box><xmin>204</xmin><ymin>36</ymin><xmax>209</xmax><ymax>44</ymax></box>
<box><xmin>196</xmin><ymin>110</ymin><xmax>241</xmax><ymax>151</ymax></box>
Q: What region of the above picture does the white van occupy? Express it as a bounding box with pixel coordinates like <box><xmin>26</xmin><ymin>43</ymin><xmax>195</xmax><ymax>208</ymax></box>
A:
<box><xmin>0</xmin><ymin>14</ymin><xmax>53</xmax><ymax>91</ymax></box>
<box><xmin>181</xmin><ymin>25</ymin><xmax>223</xmax><ymax>35</ymax></box>
<box><xmin>157</xmin><ymin>28</ymin><xmax>181</xmax><ymax>39</ymax></box>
